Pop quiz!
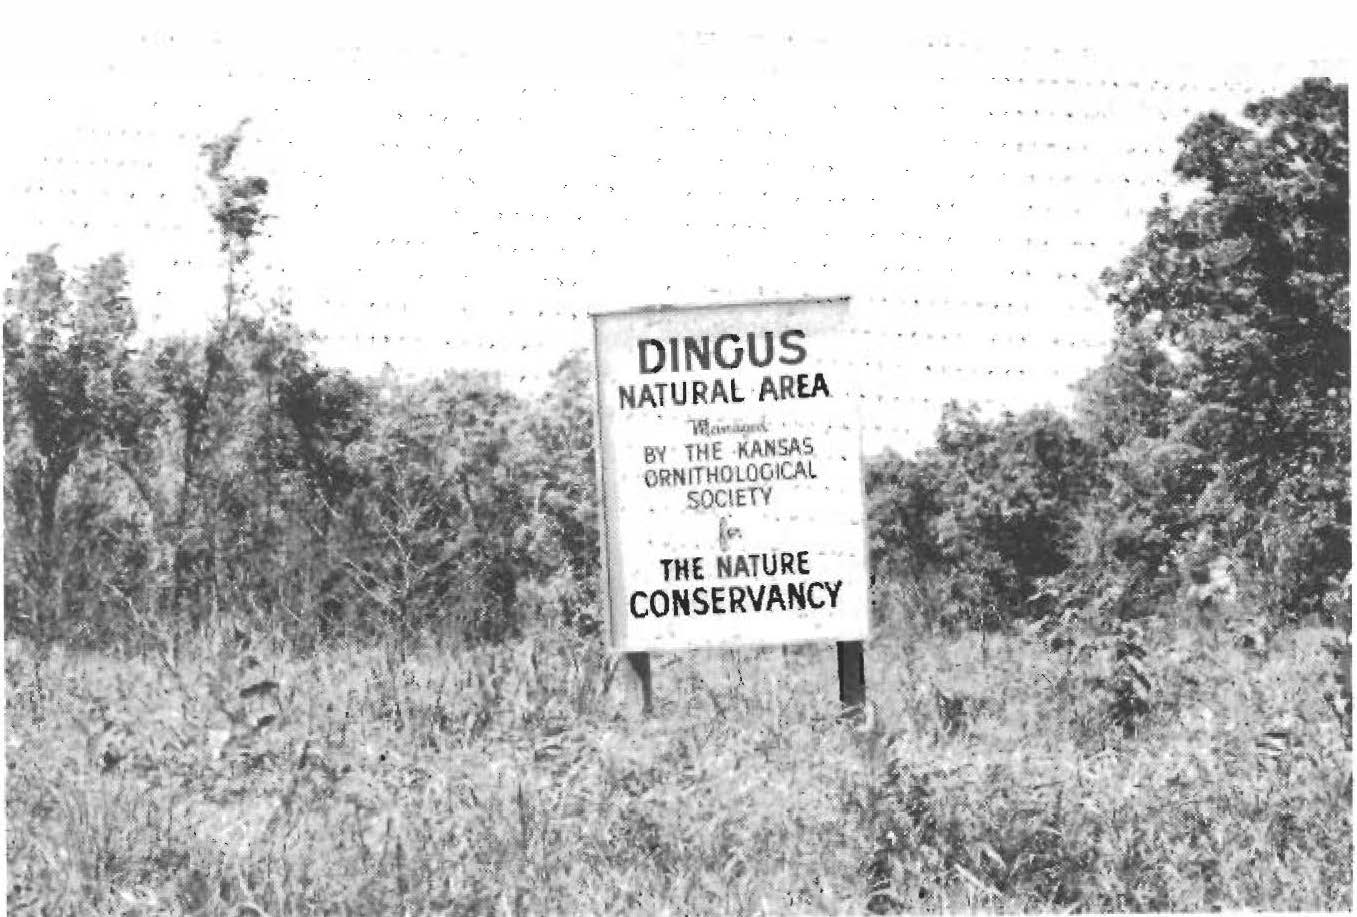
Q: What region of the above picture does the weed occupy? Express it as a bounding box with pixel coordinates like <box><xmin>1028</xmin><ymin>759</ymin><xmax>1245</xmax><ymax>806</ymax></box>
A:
<box><xmin>5</xmin><ymin>617</ymin><xmax>1351</xmax><ymax>913</ymax></box>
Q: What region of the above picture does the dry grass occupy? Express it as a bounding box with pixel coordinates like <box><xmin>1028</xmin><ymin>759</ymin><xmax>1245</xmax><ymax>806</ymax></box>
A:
<box><xmin>5</xmin><ymin>613</ymin><xmax>1352</xmax><ymax>915</ymax></box>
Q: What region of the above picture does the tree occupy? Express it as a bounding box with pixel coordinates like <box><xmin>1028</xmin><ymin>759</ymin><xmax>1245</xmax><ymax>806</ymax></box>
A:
<box><xmin>865</xmin><ymin>403</ymin><xmax>1096</xmax><ymax>626</ymax></box>
<box><xmin>276</xmin><ymin>360</ymin><xmax>373</xmax><ymax>508</ymax></box>
<box><xmin>933</xmin><ymin>404</ymin><xmax>1097</xmax><ymax>618</ymax></box>
<box><xmin>1073</xmin><ymin>324</ymin><xmax>1178</xmax><ymax>454</ymax></box>
<box><xmin>864</xmin><ymin>447</ymin><xmax>945</xmax><ymax>582</ymax></box>
<box><xmin>201</xmin><ymin>118</ymin><xmax>271</xmax><ymax>322</ymax></box>
<box><xmin>3</xmin><ymin>249</ymin><xmax>147</xmax><ymax>624</ymax></box>
<box><xmin>323</xmin><ymin>370</ymin><xmax>535</xmax><ymax>642</ymax></box>
<box><xmin>1054</xmin><ymin>328</ymin><xmax>1210</xmax><ymax>619</ymax></box>
<box><xmin>519</xmin><ymin>354</ymin><xmax>599</xmax><ymax>572</ymax></box>
<box><xmin>1096</xmin><ymin>77</ymin><xmax>1350</xmax><ymax>620</ymax></box>
<box><xmin>148</xmin><ymin>119</ymin><xmax>274</xmax><ymax>615</ymax></box>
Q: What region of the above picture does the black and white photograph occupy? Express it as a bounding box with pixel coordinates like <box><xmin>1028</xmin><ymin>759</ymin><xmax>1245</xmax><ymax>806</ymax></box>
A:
<box><xmin>2</xmin><ymin>4</ymin><xmax>1351</xmax><ymax>914</ymax></box>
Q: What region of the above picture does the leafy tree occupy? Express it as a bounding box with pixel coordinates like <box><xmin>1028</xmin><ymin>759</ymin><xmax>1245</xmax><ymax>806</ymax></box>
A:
<box><xmin>276</xmin><ymin>360</ymin><xmax>373</xmax><ymax>507</ymax></box>
<box><xmin>201</xmin><ymin>118</ymin><xmax>271</xmax><ymax>321</ymax></box>
<box><xmin>867</xmin><ymin>403</ymin><xmax>1096</xmax><ymax>625</ymax></box>
<box><xmin>1096</xmin><ymin>77</ymin><xmax>1350</xmax><ymax>620</ymax></box>
<box><xmin>518</xmin><ymin>352</ymin><xmax>600</xmax><ymax>582</ymax></box>
<box><xmin>1074</xmin><ymin>325</ymin><xmax>1178</xmax><ymax>454</ymax></box>
<box><xmin>483</xmin><ymin>351</ymin><xmax>608</xmax><ymax>635</ymax></box>
<box><xmin>325</xmin><ymin>370</ymin><xmax>535</xmax><ymax>642</ymax></box>
<box><xmin>1050</xmin><ymin>328</ymin><xmax>1209</xmax><ymax>620</ymax></box>
<box><xmin>3</xmin><ymin>249</ymin><xmax>147</xmax><ymax>624</ymax></box>
<box><xmin>143</xmin><ymin>120</ymin><xmax>275</xmax><ymax>615</ymax></box>
<box><xmin>933</xmin><ymin>404</ymin><xmax>1097</xmax><ymax>618</ymax></box>
<box><xmin>864</xmin><ymin>447</ymin><xmax>945</xmax><ymax>582</ymax></box>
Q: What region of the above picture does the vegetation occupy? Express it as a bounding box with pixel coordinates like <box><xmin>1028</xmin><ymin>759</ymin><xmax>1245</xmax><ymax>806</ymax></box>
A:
<box><xmin>2</xmin><ymin>119</ymin><xmax>599</xmax><ymax>649</ymax></box>
<box><xmin>4</xmin><ymin>79</ymin><xmax>1351</xmax><ymax>913</ymax></box>
<box><xmin>5</xmin><ymin>615</ymin><xmax>1350</xmax><ymax>914</ymax></box>
<box><xmin>867</xmin><ymin>77</ymin><xmax>1350</xmax><ymax>635</ymax></box>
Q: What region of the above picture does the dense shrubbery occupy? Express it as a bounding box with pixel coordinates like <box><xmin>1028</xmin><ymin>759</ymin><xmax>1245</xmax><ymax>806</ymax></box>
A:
<box><xmin>4</xmin><ymin>80</ymin><xmax>1350</xmax><ymax>647</ymax></box>
<box><xmin>867</xmin><ymin>404</ymin><xmax>1096</xmax><ymax>628</ymax></box>
<box><xmin>868</xmin><ymin>78</ymin><xmax>1350</xmax><ymax>632</ymax></box>
<box><xmin>3</xmin><ymin>122</ymin><xmax>599</xmax><ymax>649</ymax></box>
<box><xmin>1</xmin><ymin>291</ymin><xmax>600</xmax><ymax>647</ymax></box>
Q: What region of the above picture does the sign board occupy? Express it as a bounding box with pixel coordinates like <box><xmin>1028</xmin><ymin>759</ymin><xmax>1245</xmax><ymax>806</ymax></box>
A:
<box><xmin>591</xmin><ymin>297</ymin><xmax>870</xmax><ymax>653</ymax></box>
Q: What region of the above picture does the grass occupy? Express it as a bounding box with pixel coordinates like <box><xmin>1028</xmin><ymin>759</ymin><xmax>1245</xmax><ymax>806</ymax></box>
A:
<box><xmin>5</xmin><ymin>610</ymin><xmax>1352</xmax><ymax>915</ymax></box>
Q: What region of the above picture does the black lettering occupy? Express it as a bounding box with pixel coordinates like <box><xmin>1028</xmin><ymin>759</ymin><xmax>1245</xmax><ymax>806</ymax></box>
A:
<box><xmin>684</xmin><ymin>336</ymin><xmax>712</xmax><ymax>371</ymax></box>
<box><xmin>714</xmin><ymin>333</ymin><xmax>744</xmax><ymax>369</ymax></box>
<box><xmin>806</xmin><ymin>582</ymin><xmax>825</xmax><ymax>609</ymax></box>
<box><xmin>638</xmin><ymin>339</ymin><xmax>666</xmax><ymax>374</ymax></box>
<box><xmin>747</xmin><ymin>331</ymin><xmax>775</xmax><ymax>367</ymax></box>
<box><xmin>779</xmin><ymin>329</ymin><xmax>807</xmax><ymax>365</ymax></box>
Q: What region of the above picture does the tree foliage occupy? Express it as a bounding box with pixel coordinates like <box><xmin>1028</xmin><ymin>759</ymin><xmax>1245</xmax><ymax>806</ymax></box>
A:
<box><xmin>3</xmin><ymin>78</ymin><xmax>1349</xmax><ymax>645</ymax></box>
<box><xmin>867</xmin><ymin>404</ymin><xmax>1096</xmax><ymax>625</ymax></box>
<box><xmin>869</xmin><ymin>78</ymin><xmax>1349</xmax><ymax>629</ymax></box>
<box><xmin>3</xmin><ymin>249</ymin><xmax>148</xmax><ymax>623</ymax></box>
<box><xmin>1095</xmin><ymin>77</ymin><xmax>1349</xmax><ymax>621</ymax></box>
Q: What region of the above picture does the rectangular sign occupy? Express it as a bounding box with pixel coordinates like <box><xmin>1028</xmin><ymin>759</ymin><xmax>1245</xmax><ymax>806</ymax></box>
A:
<box><xmin>591</xmin><ymin>297</ymin><xmax>870</xmax><ymax>653</ymax></box>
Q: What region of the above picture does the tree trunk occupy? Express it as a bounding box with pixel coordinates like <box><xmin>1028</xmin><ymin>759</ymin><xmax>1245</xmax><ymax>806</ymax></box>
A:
<box><xmin>33</xmin><ymin>456</ymin><xmax>73</xmax><ymax>628</ymax></box>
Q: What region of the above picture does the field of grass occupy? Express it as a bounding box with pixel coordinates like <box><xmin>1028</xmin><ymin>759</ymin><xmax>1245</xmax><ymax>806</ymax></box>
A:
<box><xmin>5</xmin><ymin>610</ymin><xmax>1352</xmax><ymax>915</ymax></box>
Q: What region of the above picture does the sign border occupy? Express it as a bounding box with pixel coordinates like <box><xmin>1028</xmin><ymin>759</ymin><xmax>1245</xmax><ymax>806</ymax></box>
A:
<box><xmin>589</xmin><ymin>295</ymin><xmax>870</xmax><ymax>654</ymax></box>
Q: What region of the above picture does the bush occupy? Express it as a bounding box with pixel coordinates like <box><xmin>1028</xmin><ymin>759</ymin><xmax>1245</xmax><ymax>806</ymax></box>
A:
<box><xmin>866</xmin><ymin>404</ymin><xmax>1097</xmax><ymax>628</ymax></box>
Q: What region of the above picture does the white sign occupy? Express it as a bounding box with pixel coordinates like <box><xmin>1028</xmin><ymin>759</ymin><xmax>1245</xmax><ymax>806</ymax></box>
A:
<box><xmin>591</xmin><ymin>297</ymin><xmax>870</xmax><ymax>653</ymax></box>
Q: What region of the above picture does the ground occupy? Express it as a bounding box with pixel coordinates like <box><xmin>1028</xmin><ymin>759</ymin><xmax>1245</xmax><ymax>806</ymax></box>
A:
<box><xmin>4</xmin><ymin>613</ymin><xmax>1352</xmax><ymax>915</ymax></box>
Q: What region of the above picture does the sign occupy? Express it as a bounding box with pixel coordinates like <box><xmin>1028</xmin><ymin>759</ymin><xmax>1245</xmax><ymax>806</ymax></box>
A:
<box><xmin>591</xmin><ymin>297</ymin><xmax>870</xmax><ymax>653</ymax></box>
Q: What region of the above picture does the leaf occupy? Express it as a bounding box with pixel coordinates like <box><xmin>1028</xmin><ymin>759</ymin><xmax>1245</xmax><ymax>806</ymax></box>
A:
<box><xmin>240</xmin><ymin>680</ymin><xmax>279</xmax><ymax>699</ymax></box>
<box><xmin>977</xmin><ymin>842</ymin><xmax>1006</xmax><ymax>870</ymax></box>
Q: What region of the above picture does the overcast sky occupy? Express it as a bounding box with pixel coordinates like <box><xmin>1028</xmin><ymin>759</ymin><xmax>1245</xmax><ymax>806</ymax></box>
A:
<box><xmin>3</xmin><ymin>3</ymin><xmax>1350</xmax><ymax>453</ymax></box>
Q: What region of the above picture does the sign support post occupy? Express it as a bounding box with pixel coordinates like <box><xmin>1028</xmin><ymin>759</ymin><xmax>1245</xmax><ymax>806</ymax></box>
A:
<box><xmin>626</xmin><ymin>651</ymin><xmax>654</xmax><ymax>717</ymax></box>
<box><xmin>836</xmin><ymin>639</ymin><xmax>866</xmax><ymax>720</ymax></box>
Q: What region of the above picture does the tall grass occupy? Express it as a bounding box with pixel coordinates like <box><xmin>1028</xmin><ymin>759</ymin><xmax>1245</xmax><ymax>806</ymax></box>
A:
<box><xmin>5</xmin><ymin>607</ymin><xmax>1352</xmax><ymax>914</ymax></box>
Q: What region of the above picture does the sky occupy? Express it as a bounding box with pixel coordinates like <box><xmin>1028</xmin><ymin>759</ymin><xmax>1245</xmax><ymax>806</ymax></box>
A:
<box><xmin>2</xmin><ymin>2</ymin><xmax>1350</xmax><ymax>454</ymax></box>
